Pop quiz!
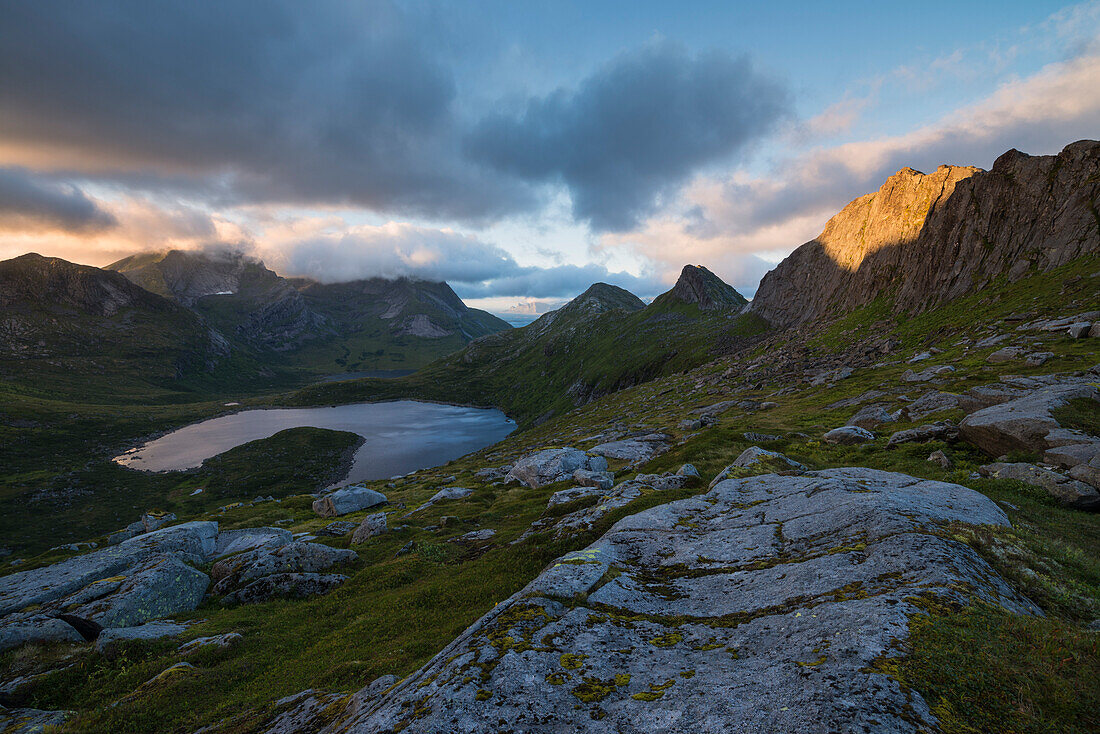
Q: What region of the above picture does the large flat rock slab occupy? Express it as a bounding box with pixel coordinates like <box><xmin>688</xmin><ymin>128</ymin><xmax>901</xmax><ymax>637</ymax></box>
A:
<box><xmin>308</xmin><ymin>468</ymin><xmax>1036</xmax><ymax>734</ymax></box>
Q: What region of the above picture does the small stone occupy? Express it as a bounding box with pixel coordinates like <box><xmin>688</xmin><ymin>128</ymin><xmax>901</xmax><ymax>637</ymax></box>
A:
<box><xmin>1067</xmin><ymin>322</ymin><xmax>1091</xmax><ymax>338</ymax></box>
<box><xmin>316</xmin><ymin>521</ymin><xmax>357</xmax><ymax>537</ymax></box>
<box><xmin>676</xmin><ymin>464</ymin><xmax>700</xmax><ymax>478</ymax></box>
<box><xmin>312</xmin><ymin>486</ymin><xmax>387</xmax><ymax>518</ymax></box>
<box><xmin>927</xmin><ymin>450</ymin><xmax>952</xmax><ymax>469</ymax></box>
<box><xmin>351</xmin><ymin>513</ymin><xmax>387</xmax><ymax>544</ymax></box>
<box><xmin>823</xmin><ymin>426</ymin><xmax>875</xmax><ymax>445</ymax></box>
<box><xmin>1025</xmin><ymin>352</ymin><xmax>1055</xmax><ymax>366</ymax></box>
<box><xmin>449</xmin><ymin>529</ymin><xmax>496</xmax><ymax>543</ymax></box>
<box><xmin>179</xmin><ymin>632</ymin><xmax>243</xmax><ymax>654</ymax></box>
<box><xmin>987</xmin><ymin>347</ymin><xmax>1026</xmax><ymax>364</ymax></box>
<box><xmin>572</xmin><ymin>469</ymin><xmax>614</xmax><ymax>490</ymax></box>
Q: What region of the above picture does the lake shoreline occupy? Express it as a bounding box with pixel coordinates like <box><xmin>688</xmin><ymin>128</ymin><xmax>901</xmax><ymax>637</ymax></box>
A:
<box><xmin>113</xmin><ymin>400</ymin><xmax>516</xmax><ymax>483</ymax></box>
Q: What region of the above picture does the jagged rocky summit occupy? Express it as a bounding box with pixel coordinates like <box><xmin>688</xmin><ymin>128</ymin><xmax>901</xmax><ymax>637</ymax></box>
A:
<box><xmin>752</xmin><ymin>140</ymin><xmax>1100</xmax><ymax>327</ymax></box>
<box><xmin>651</xmin><ymin>264</ymin><xmax>748</xmax><ymax>312</ymax></box>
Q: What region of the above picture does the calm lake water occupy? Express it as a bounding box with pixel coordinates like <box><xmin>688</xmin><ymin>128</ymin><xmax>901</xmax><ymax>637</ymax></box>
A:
<box><xmin>114</xmin><ymin>401</ymin><xmax>515</xmax><ymax>485</ymax></box>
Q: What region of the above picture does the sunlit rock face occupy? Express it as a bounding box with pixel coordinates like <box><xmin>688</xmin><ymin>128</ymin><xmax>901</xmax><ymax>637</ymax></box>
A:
<box><xmin>752</xmin><ymin>141</ymin><xmax>1100</xmax><ymax>328</ymax></box>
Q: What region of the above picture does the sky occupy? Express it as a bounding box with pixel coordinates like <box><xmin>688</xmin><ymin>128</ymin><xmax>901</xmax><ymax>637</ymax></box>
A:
<box><xmin>1</xmin><ymin>1</ymin><xmax>1098</xmax><ymax>311</ymax></box>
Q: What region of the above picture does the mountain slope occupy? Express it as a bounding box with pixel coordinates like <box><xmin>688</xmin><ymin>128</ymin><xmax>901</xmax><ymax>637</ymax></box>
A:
<box><xmin>0</xmin><ymin>254</ymin><xmax>238</xmax><ymax>399</ymax></box>
<box><xmin>292</xmin><ymin>270</ymin><xmax>766</xmax><ymax>425</ymax></box>
<box><xmin>753</xmin><ymin>140</ymin><xmax>1100</xmax><ymax>328</ymax></box>
<box><xmin>109</xmin><ymin>250</ymin><xmax>511</xmax><ymax>371</ymax></box>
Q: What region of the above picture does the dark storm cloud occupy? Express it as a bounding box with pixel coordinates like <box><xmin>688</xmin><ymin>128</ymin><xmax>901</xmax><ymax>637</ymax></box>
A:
<box><xmin>466</xmin><ymin>42</ymin><xmax>791</xmax><ymax>231</ymax></box>
<box><xmin>0</xmin><ymin>168</ymin><xmax>116</xmax><ymax>232</ymax></box>
<box><xmin>0</xmin><ymin>0</ymin><xmax>530</xmax><ymax>220</ymax></box>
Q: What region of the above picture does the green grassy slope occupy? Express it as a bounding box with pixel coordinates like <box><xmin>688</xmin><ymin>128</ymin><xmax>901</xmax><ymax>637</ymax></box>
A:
<box><xmin>1</xmin><ymin>254</ymin><xmax>1095</xmax><ymax>733</ymax></box>
<box><xmin>290</xmin><ymin>280</ymin><xmax>767</xmax><ymax>426</ymax></box>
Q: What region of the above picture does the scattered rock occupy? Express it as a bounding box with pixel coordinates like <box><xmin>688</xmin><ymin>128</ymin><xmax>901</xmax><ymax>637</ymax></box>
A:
<box><xmin>709</xmin><ymin>447</ymin><xmax>805</xmax><ymax>487</ymax></box>
<box><xmin>316</xmin><ymin>521</ymin><xmax>358</xmax><ymax>537</ymax></box>
<box><xmin>474</xmin><ymin>467</ymin><xmax>509</xmax><ymax>481</ymax></box>
<box><xmin>1067</xmin><ymin>322</ymin><xmax>1092</xmax><ymax>338</ymax></box>
<box><xmin>927</xmin><ymin>450</ymin><xmax>952</xmax><ymax>468</ymax></box>
<box><xmin>263</xmin><ymin>689</ymin><xmax>349</xmax><ymax>734</ymax></box>
<box><xmin>979</xmin><ymin>463</ymin><xmax>1100</xmax><ymax>511</ymax></box>
<box><xmin>449</xmin><ymin>529</ymin><xmax>496</xmax><ymax>543</ymax></box>
<box><xmin>95</xmin><ymin>620</ymin><xmax>190</xmax><ymax>653</ymax></box>
<box><xmin>742</xmin><ymin>431</ymin><xmax>781</xmax><ymax>442</ymax></box>
<box><xmin>1025</xmin><ymin>352</ymin><xmax>1054</xmax><ymax>366</ymax></box>
<box><xmin>506</xmin><ymin>448</ymin><xmax>608</xmax><ymax>488</ymax></box>
<box><xmin>846</xmin><ymin>404</ymin><xmax>894</xmax><ymax>429</ymax></box>
<box><xmin>212</xmin><ymin>542</ymin><xmax>358</xmax><ymax>595</ymax></box>
<box><xmin>959</xmin><ymin>382</ymin><xmax>1099</xmax><ymax>459</ymax></box>
<box><xmin>589</xmin><ymin>434</ymin><xmax>671</xmax><ymax>465</ymax></box>
<box><xmin>547</xmin><ymin>487</ymin><xmax>606</xmax><ymax>509</ymax></box>
<box><xmin>405</xmin><ymin>487</ymin><xmax>473</xmax><ymax>516</ymax></box>
<box><xmin>903</xmin><ymin>365</ymin><xmax>956</xmax><ymax>382</ymax></box>
<box><xmin>179</xmin><ymin>632</ymin><xmax>243</xmax><ymax>654</ymax></box>
<box><xmin>572</xmin><ymin>469</ymin><xmax>614</xmax><ymax>490</ymax></box>
<box><xmin>975</xmin><ymin>334</ymin><xmax>1010</xmax><ymax>348</ymax></box>
<box><xmin>352</xmin><ymin>514</ymin><xmax>387</xmax><ymax>544</ymax></box>
<box><xmin>141</xmin><ymin>511</ymin><xmax>177</xmax><ymax>533</ymax></box>
<box><xmin>0</xmin><ymin>617</ymin><xmax>83</xmax><ymax>653</ymax></box>
<box><xmin>987</xmin><ymin>346</ymin><xmax>1026</xmax><ymax>363</ymax></box>
<box><xmin>887</xmin><ymin>421</ymin><xmax>959</xmax><ymax>447</ymax></box>
<box><xmin>68</xmin><ymin>554</ymin><xmax>210</xmax><ymax>629</ymax></box>
<box><xmin>312</xmin><ymin>486</ymin><xmax>387</xmax><ymax>518</ymax></box>
<box><xmin>0</xmin><ymin>706</ymin><xmax>72</xmax><ymax>733</ymax></box>
<box><xmin>823</xmin><ymin>425</ymin><xmax>875</xmax><ymax>444</ymax></box>
<box><xmin>676</xmin><ymin>464</ymin><xmax>700</xmax><ymax>479</ymax></box>
<box><xmin>906</xmin><ymin>391</ymin><xmax>959</xmax><ymax>421</ymax></box>
<box><xmin>223</xmin><ymin>573</ymin><xmax>348</xmax><ymax>605</ymax></box>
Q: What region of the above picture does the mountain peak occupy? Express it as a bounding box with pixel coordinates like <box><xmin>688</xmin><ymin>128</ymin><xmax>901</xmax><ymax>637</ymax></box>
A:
<box><xmin>652</xmin><ymin>264</ymin><xmax>747</xmax><ymax>312</ymax></box>
<box><xmin>752</xmin><ymin>140</ymin><xmax>1100</xmax><ymax>328</ymax></box>
<box><xmin>565</xmin><ymin>283</ymin><xmax>646</xmax><ymax>315</ymax></box>
<box><xmin>0</xmin><ymin>252</ymin><xmax>174</xmax><ymax>317</ymax></box>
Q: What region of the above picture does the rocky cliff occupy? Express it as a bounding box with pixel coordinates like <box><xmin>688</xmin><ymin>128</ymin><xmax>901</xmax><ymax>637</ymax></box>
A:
<box><xmin>752</xmin><ymin>140</ymin><xmax>1100</xmax><ymax>327</ymax></box>
<box><xmin>652</xmin><ymin>264</ymin><xmax>748</xmax><ymax>312</ymax></box>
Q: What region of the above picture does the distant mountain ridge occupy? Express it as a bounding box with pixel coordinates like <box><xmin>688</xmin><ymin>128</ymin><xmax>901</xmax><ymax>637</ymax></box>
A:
<box><xmin>296</xmin><ymin>265</ymin><xmax>765</xmax><ymax>425</ymax></box>
<box><xmin>0</xmin><ymin>249</ymin><xmax>512</xmax><ymax>397</ymax></box>
<box><xmin>0</xmin><ymin>253</ymin><xmax>235</xmax><ymax>397</ymax></box>
<box><xmin>753</xmin><ymin>140</ymin><xmax>1100</xmax><ymax>327</ymax></box>
<box><xmin>107</xmin><ymin>249</ymin><xmax>511</xmax><ymax>370</ymax></box>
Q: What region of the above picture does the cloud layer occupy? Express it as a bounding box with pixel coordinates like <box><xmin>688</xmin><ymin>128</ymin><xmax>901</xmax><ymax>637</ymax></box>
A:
<box><xmin>0</xmin><ymin>168</ymin><xmax>116</xmax><ymax>233</ymax></box>
<box><xmin>255</xmin><ymin>221</ymin><xmax>666</xmax><ymax>299</ymax></box>
<box><xmin>467</xmin><ymin>42</ymin><xmax>789</xmax><ymax>231</ymax></box>
<box><xmin>0</xmin><ymin>3</ymin><xmax>788</xmax><ymax>232</ymax></box>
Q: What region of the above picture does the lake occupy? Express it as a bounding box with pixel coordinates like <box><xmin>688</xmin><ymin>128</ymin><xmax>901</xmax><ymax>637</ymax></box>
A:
<box><xmin>114</xmin><ymin>401</ymin><xmax>515</xmax><ymax>485</ymax></box>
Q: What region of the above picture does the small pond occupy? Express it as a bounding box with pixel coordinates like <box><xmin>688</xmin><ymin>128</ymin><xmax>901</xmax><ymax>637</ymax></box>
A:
<box><xmin>114</xmin><ymin>401</ymin><xmax>515</xmax><ymax>485</ymax></box>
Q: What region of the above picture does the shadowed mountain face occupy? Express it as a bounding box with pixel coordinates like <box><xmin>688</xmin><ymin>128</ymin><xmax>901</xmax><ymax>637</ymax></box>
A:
<box><xmin>752</xmin><ymin>140</ymin><xmax>1100</xmax><ymax>328</ymax></box>
<box><xmin>1</xmin><ymin>253</ymin><xmax>178</xmax><ymax>317</ymax></box>
<box><xmin>109</xmin><ymin>249</ymin><xmax>510</xmax><ymax>368</ymax></box>
<box><xmin>0</xmin><ymin>254</ymin><xmax>234</xmax><ymax>396</ymax></box>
